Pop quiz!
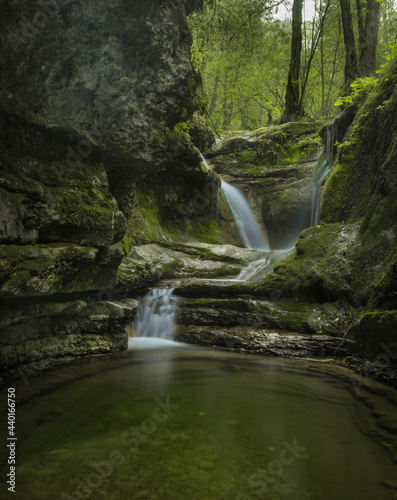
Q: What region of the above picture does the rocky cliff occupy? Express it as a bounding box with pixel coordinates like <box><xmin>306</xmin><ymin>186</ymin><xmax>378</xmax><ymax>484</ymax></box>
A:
<box><xmin>205</xmin><ymin>122</ymin><xmax>322</xmax><ymax>248</ymax></box>
<box><xmin>0</xmin><ymin>0</ymin><xmax>214</xmax><ymax>380</ymax></box>
<box><xmin>253</xmin><ymin>59</ymin><xmax>397</xmax><ymax>377</ymax></box>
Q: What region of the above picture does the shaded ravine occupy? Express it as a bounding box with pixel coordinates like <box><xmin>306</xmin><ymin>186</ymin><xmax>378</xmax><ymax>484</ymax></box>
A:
<box><xmin>128</xmin><ymin>149</ymin><xmax>337</xmax><ymax>346</ymax></box>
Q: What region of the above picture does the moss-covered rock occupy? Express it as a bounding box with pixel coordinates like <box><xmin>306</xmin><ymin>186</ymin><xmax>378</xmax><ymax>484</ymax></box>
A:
<box><xmin>321</xmin><ymin>60</ymin><xmax>397</xmax><ymax>223</ymax></box>
<box><xmin>0</xmin><ymin>0</ymin><xmax>207</xmax><ymax>376</ymax></box>
<box><xmin>118</xmin><ymin>242</ymin><xmax>261</xmax><ymax>292</ymax></box>
<box><xmin>0</xmin><ymin>298</ymin><xmax>138</xmax><ymax>377</ymax></box>
<box><xmin>350</xmin><ymin>310</ymin><xmax>397</xmax><ymax>365</ymax></box>
<box><xmin>205</xmin><ymin>122</ymin><xmax>323</xmax><ymax>248</ymax></box>
<box><xmin>253</xmin><ymin>223</ymin><xmax>360</xmax><ymax>302</ymax></box>
<box><xmin>187</xmin><ymin>112</ymin><xmax>216</xmax><ymax>151</ymax></box>
<box><xmin>249</xmin><ymin>59</ymin><xmax>397</xmax><ymax>367</ymax></box>
<box><xmin>0</xmin><ymin>0</ymin><xmax>200</xmax><ymax>191</ymax></box>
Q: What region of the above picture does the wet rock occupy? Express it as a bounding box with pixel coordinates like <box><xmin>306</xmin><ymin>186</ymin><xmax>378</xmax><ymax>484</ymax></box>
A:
<box><xmin>0</xmin><ymin>298</ymin><xmax>138</xmax><ymax>379</ymax></box>
<box><xmin>188</xmin><ymin>113</ymin><xmax>216</xmax><ymax>152</ymax></box>
<box><xmin>0</xmin><ymin>0</ymin><xmax>204</xmax><ymax>374</ymax></box>
<box><xmin>175</xmin><ymin>326</ymin><xmax>353</xmax><ymax>359</ymax></box>
<box><xmin>0</xmin><ymin>0</ymin><xmax>199</xmax><ymax>188</ymax></box>
<box><xmin>118</xmin><ymin>243</ymin><xmax>262</xmax><ymax>293</ymax></box>
<box><xmin>205</xmin><ymin>122</ymin><xmax>322</xmax><ymax>248</ymax></box>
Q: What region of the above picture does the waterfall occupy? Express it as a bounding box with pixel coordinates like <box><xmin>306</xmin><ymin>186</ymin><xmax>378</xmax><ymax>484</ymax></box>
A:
<box><xmin>221</xmin><ymin>180</ymin><xmax>270</xmax><ymax>251</ymax></box>
<box><xmin>310</xmin><ymin>126</ymin><xmax>336</xmax><ymax>226</ymax></box>
<box><xmin>200</xmin><ymin>153</ymin><xmax>211</xmax><ymax>170</ymax></box>
<box><xmin>310</xmin><ymin>158</ymin><xmax>332</xmax><ymax>226</ymax></box>
<box><xmin>132</xmin><ymin>288</ymin><xmax>177</xmax><ymax>340</ymax></box>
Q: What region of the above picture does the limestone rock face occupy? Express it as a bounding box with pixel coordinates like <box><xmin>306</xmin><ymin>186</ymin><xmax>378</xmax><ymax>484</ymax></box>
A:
<box><xmin>0</xmin><ymin>298</ymin><xmax>138</xmax><ymax>378</ymax></box>
<box><xmin>0</xmin><ymin>0</ymin><xmax>202</xmax><ymax>377</ymax></box>
<box><xmin>0</xmin><ymin>0</ymin><xmax>198</xmax><ymax>186</ymax></box>
<box><xmin>257</xmin><ymin>60</ymin><xmax>397</xmax><ymax>363</ymax></box>
<box><xmin>205</xmin><ymin>122</ymin><xmax>322</xmax><ymax>248</ymax></box>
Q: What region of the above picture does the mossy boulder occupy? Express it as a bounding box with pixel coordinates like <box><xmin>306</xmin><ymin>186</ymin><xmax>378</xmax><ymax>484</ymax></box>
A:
<box><xmin>0</xmin><ymin>243</ymin><xmax>124</xmax><ymax>298</ymax></box>
<box><xmin>321</xmin><ymin>60</ymin><xmax>397</xmax><ymax>223</ymax></box>
<box><xmin>187</xmin><ymin>112</ymin><xmax>216</xmax><ymax>151</ymax></box>
<box><xmin>253</xmin><ymin>223</ymin><xmax>360</xmax><ymax>303</ymax></box>
<box><xmin>118</xmin><ymin>242</ymin><xmax>261</xmax><ymax>292</ymax></box>
<box><xmin>0</xmin><ymin>0</ymin><xmax>200</xmax><ymax>191</ymax></box>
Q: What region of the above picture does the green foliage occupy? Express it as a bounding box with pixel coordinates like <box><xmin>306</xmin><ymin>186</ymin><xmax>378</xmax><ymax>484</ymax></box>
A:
<box><xmin>189</xmin><ymin>0</ymin><xmax>351</xmax><ymax>130</ymax></box>
<box><xmin>335</xmin><ymin>77</ymin><xmax>378</xmax><ymax>107</ymax></box>
<box><xmin>377</xmin><ymin>42</ymin><xmax>397</xmax><ymax>74</ymax></box>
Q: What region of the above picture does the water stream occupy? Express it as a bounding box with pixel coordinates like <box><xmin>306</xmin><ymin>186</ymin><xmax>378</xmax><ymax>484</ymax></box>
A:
<box><xmin>7</xmin><ymin>345</ymin><xmax>397</xmax><ymax>500</ymax></box>
<box><xmin>310</xmin><ymin>158</ymin><xmax>332</xmax><ymax>226</ymax></box>
<box><xmin>131</xmin><ymin>288</ymin><xmax>178</xmax><ymax>343</ymax></box>
<box><xmin>221</xmin><ymin>180</ymin><xmax>270</xmax><ymax>252</ymax></box>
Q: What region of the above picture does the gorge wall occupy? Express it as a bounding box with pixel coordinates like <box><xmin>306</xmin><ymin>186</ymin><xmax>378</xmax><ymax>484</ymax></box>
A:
<box><xmin>0</xmin><ymin>0</ymin><xmax>229</xmax><ymax>379</ymax></box>
<box><xmin>253</xmin><ymin>60</ymin><xmax>397</xmax><ymax>373</ymax></box>
<box><xmin>1</xmin><ymin>0</ymin><xmax>396</xmax><ymax>385</ymax></box>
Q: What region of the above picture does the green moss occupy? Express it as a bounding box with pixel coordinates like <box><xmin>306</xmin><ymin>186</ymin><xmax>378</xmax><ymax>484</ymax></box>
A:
<box><xmin>249</xmin><ymin>121</ymin><xmax>320</xmax><ymax>140</ymax></box>
<box><xmin>278</xmin><ymin>311</ymin><xmax>313</xmax><ymax>332</ymax></box>
<box><xmin>195</xmin><ymin>220</ymin><xmax>223</xmax><ymax>244</ymax></box>
<box><xmin>120</xmin><ymin>234</ymin><xmax>134</xmax><ymax>256</ymax></box>
<box><xmin>193</xmin><ymin>266</ymin><xmax>241</xmax><ymax>278</ymax></box>
<box><xmin>124</xmin><ymin>188</ymin><xmax>167</xmax><ymax>246</ymax></box>
<box><xmin>321</xmin><ymin>140</ymin><xmax>361</xmax><ymax>223</ymax></box>
<box><xmin>321</xmin><ymin>58</ymin><xmax>397</xmax><ymax>224</ymax></box>
<box><xmin>192</xmin><ymin>298</ymin><xmax>210</xmax><ymax>305</ymax></box>
<box><xmin>164</xmin><ymin>122</ymin><xmax>194</xmax><ymax>156</ymax></box>
<box><xmin>225</xmin><ymin>127</ymin><xmax>321</xmax><ymax>174</ymax></box>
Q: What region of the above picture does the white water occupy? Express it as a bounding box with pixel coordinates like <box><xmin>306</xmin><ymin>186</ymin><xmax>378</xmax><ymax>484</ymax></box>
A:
<box><xmin>221</xmin><ymin>180</ymin><xmax>270</xmax><ymax>251</ymax></box>
<box><xmin>131</xmin><ymin>288</ymin><xmax>177</xmax><ymax>342</ymax></box>
<box><xmin>237</xmin><ymin>248</ymin><xmax>295</xmax><ymax>281</ymax></box>
<box><xmin>128</xmin><ymin>337</ymin><xmax>184</xmax><ymax>349</ymax></box>
<box><xmin>200</xmin><ymin>153</ymin><xmax>211</xmax><ymax>170</ymax></box>
<box><xmin>311</xmin><ymin>158</ymin><xmax>332</xmax><ymax>226</ymax></box>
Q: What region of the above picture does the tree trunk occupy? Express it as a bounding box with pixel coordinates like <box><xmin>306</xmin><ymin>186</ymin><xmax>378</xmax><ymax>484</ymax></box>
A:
<box><xmin>355</xmin><ymin>0</ymin><xmax>365</xmax><ymax>52</ymax></box>
<box><xmin>283</xmin><ymin>0</ymin><xmax>303</xmax><ymax>120</ymax></box>
<box><xmin>339</xmin><ymin>0</ymin><xmax>359</xmax><ymax>85</ymax></box>
<box><xmin>359</xmin><ymin>0</ymin><xmax>380</xmax><ymax>75</ymax></box>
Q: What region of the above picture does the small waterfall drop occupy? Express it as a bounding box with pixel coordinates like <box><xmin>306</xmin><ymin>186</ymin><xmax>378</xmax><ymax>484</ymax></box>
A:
<box><xmin>310</xmin><ymin>126</ymin><xmax>336</xmax><ymax>226</ymax></box>
<box><xmin>132</xmin><ymin>288</ymin><xmax>177</xmax><ymax>341</ymax></box>
<box><xmin>200</xmin><ymin>153</ymin><xmax>211</xmax><ymax>170</ymax></box>
<box><xmin>221</xmin><ymin>180</ymin><xmax>270</xmax><ymax>251</ymax></box>
<box><xmin>310</xmin><ymin>158</ymin><xmax>332</xmax><ymax>226</ymax></box>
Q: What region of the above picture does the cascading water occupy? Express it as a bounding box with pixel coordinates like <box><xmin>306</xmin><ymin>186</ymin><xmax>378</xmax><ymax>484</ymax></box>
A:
<box><xmin>310</xmin><ymin>158</ymin><xmax>332</xmax><ymax>226</ymax></box>
<box><xmin>221</xmin><ymin>180</ymin><xmax>270</xmax><ymax>252</ymax></box>
<box><xmin>310</xmin><ymin>126</ymin><xmax>336</xmax><ymax>226</ymax></box>
<box><xmin>131</xmin><ymin>288</ymin><xmax>178</xmax><ymax>341</ymax></box>
<box><xmin>200</xmin><ymin>153</ymin><xmax>211</xmax><ymax>170</ymax></box>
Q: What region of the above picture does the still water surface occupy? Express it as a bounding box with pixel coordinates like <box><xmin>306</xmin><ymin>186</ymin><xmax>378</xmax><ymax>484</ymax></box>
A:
<box><xmin>4</xmin><ymin>342</ymin><xmax>397</xmax><ymax>500</ymax></box>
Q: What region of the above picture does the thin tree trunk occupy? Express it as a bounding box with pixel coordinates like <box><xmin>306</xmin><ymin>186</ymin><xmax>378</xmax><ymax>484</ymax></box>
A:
<box><xmin>356</xmin><ymin>0</ymin><xmax>365</xmax><ymax>52</ymax></box>
<box><xmin>339</xmin><ymin>0</ymin><xmax>359</xmax><ymax>84</ymax></box>
<box><xmin>299</xmin><ymin>0</ymin><xmax>331</xmax><ymax>113</ymax></box>
<box><xmin>283</xmin><ymin>0</ymin><xmax>303</xmax><ymax>120</ymax></box>
<box><xmin>208</xmin><ymin>70</ymin><xmax>220</xmax><ymax>115</ymax></box>
<box><xmin>359</xmin><ymin>0</ymin><xmax>380</xmax><ymax>75</ymax></box>
<box><xmin>321</xmin><ymin>25</ymin><xmax>325</xmax><ymax>115</ymax></box>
